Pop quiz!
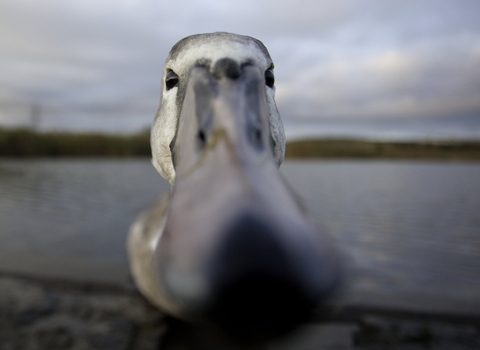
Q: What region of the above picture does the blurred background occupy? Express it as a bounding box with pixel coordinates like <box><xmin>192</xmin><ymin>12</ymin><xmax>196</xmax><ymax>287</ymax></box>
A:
<box><xmin>1</xmin><ymin>0</ymin><xmax>480</xmax><ymax>323</ymax></box>
<box><xmin>1</xmin><ymin>0</ymin><xmax>479</xmax><ymax>138</ymax></box>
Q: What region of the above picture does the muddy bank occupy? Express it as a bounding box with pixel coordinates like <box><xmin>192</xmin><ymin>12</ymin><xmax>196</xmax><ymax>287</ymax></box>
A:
<box><xmin>0</xmin><ymin>272</ymin><xmax>162</xmax><ymax>350</ymax></box>
<box><xmin>1</xmin><ymin>272</ymin><xmax>479</xmax><ymax>349</ymax></box>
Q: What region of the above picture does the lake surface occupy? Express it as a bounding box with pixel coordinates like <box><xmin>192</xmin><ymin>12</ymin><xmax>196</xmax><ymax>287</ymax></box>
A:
<box><xmin>1</xmin><ymin>158</ymin><xmax>479</xmax><ymax>314</ymax></box>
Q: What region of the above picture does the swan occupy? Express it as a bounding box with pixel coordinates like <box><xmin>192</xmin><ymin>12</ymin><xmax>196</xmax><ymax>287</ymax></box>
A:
<box><xmin>127</xmin><ymin>32</ymin><xmax>342</xmax><ymax>343</ymax></box>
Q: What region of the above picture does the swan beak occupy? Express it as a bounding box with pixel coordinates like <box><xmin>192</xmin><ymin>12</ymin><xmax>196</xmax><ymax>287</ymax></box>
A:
<box><xmin>156</xmin><ymin>61</ymin><xmax>343</xmax><ymax>342</ymax></box>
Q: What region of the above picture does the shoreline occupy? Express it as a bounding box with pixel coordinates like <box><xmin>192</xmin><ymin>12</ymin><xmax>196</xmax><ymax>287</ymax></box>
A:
<box><xmin>2</xmin><ymin>271</ymin><xmax>479</xmax><ymax>349</ymax></box>
<box><xmin>285</xmin><ymin>138</ymin><xmax>480</xmax><ymax>160</ymax></box>
<box><xmin>2</xmin><ymin>128</ymin><xmax>480</xmax><ymax>160</ymax></box>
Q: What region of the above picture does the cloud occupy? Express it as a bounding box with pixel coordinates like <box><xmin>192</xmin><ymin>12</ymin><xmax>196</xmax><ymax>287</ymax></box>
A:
<box><xmin>272</xmin><ymin>1</ymin><xmax>480</xmax><ymax>120</ymax></box>
<box><xmin>0</xmin><ymin>0</ymin><xmax>479</xmax><ymax>132</ymax></box>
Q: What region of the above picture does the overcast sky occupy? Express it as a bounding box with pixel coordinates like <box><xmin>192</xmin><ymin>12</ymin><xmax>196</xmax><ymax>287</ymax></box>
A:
<box><xmin>0</xmin><ymin>0</ymin><xmax>479</xmax><ymax>135</ymax></box>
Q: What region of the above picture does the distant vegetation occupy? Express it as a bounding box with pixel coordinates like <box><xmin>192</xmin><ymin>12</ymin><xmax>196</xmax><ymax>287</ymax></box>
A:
<box><xmin>0</xmin><ymin>128</ymin><xmax>150</xmax><ymax>157</ymax></box>
<box><xmin>286</xmin><ymin>139</ymin><xmax>480</xmax><ymax>160</ymax></box>
<box><xmin>1</xmin><ymin>128</ymin><xmax>480</xmax><ymax>160</ymax></box>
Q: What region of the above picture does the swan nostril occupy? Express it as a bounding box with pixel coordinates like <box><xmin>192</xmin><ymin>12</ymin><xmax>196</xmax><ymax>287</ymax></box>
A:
<box><xmin>252</xmin><ymin>127</ymin><xmax>263</xmax><ymax>149</ymax></box>
<box><xmin>246</xmin><ymin>123</ymin><xmax>264</xmax><ymax>151</ymax></box>
<box><xmin>197</xmin><ymin>129</ymin><xmax>207</xmax><ymax>149</ymax></box>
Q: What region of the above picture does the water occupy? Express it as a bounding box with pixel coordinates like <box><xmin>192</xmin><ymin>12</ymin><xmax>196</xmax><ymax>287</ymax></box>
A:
<box><xmin>1</xmin><ymin>158</ymin><xmax>479</xmax><ymax>313</ymax></box>
<box><xmin>0</xmin><ymin>159</ymin><xmax>169</xmax><ymax>283</ymax></box>
<box><xmin>281</xmin><ymin>160</ymin><xmax>480</xmax><ymax>312</ymax></box>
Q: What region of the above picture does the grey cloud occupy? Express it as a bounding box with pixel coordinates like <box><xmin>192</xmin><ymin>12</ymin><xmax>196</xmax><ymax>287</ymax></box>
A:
<box><xmin>0</xmin><ymin>0</ymin><xmax>479</xmax><ymax>132</ymax></box>
<box><xmin>277</xmin><ymin>41</ymin><xmax>480</xmax><ymax>119</ymax></box>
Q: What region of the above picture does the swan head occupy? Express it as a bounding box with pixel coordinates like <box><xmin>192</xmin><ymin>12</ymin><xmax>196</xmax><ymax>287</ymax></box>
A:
<box><xmin>151</xmin><ymin>32</ymin><xmax>285</xmax><ymax>184</ymax></box>
<box><xmin>147</xmin><ymin>32</ymin><xmax>342</xmax><ymax>343</ymax></box>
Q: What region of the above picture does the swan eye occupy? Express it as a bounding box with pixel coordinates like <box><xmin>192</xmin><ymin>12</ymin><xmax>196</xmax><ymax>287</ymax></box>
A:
<box><xmin>165</xmin><ymin>70</ymin><xmax>179</xmax><ymax>90</ymax></box>
<box><xmin>265</xmin><ymin>68</ymin><xmax>275</xmax><ymax>88</ymax></box>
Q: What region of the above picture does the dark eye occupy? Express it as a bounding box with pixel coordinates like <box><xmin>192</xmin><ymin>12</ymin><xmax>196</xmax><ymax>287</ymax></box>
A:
<box><xmin>265</xmin><ymin>68</ymin><xmax>275</xmax><ymax>88</ymax></box>
<box><xmin>165</xmin><ymin>70</ymin><xmax>179</xmax><ymax>90</ymax></box>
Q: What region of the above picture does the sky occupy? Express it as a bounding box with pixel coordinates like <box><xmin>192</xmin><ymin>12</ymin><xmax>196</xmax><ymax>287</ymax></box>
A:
<box><xmin>1</xmin><ymin>0</ymin><xmax>479</xmax><ymax>139</ymax></box>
